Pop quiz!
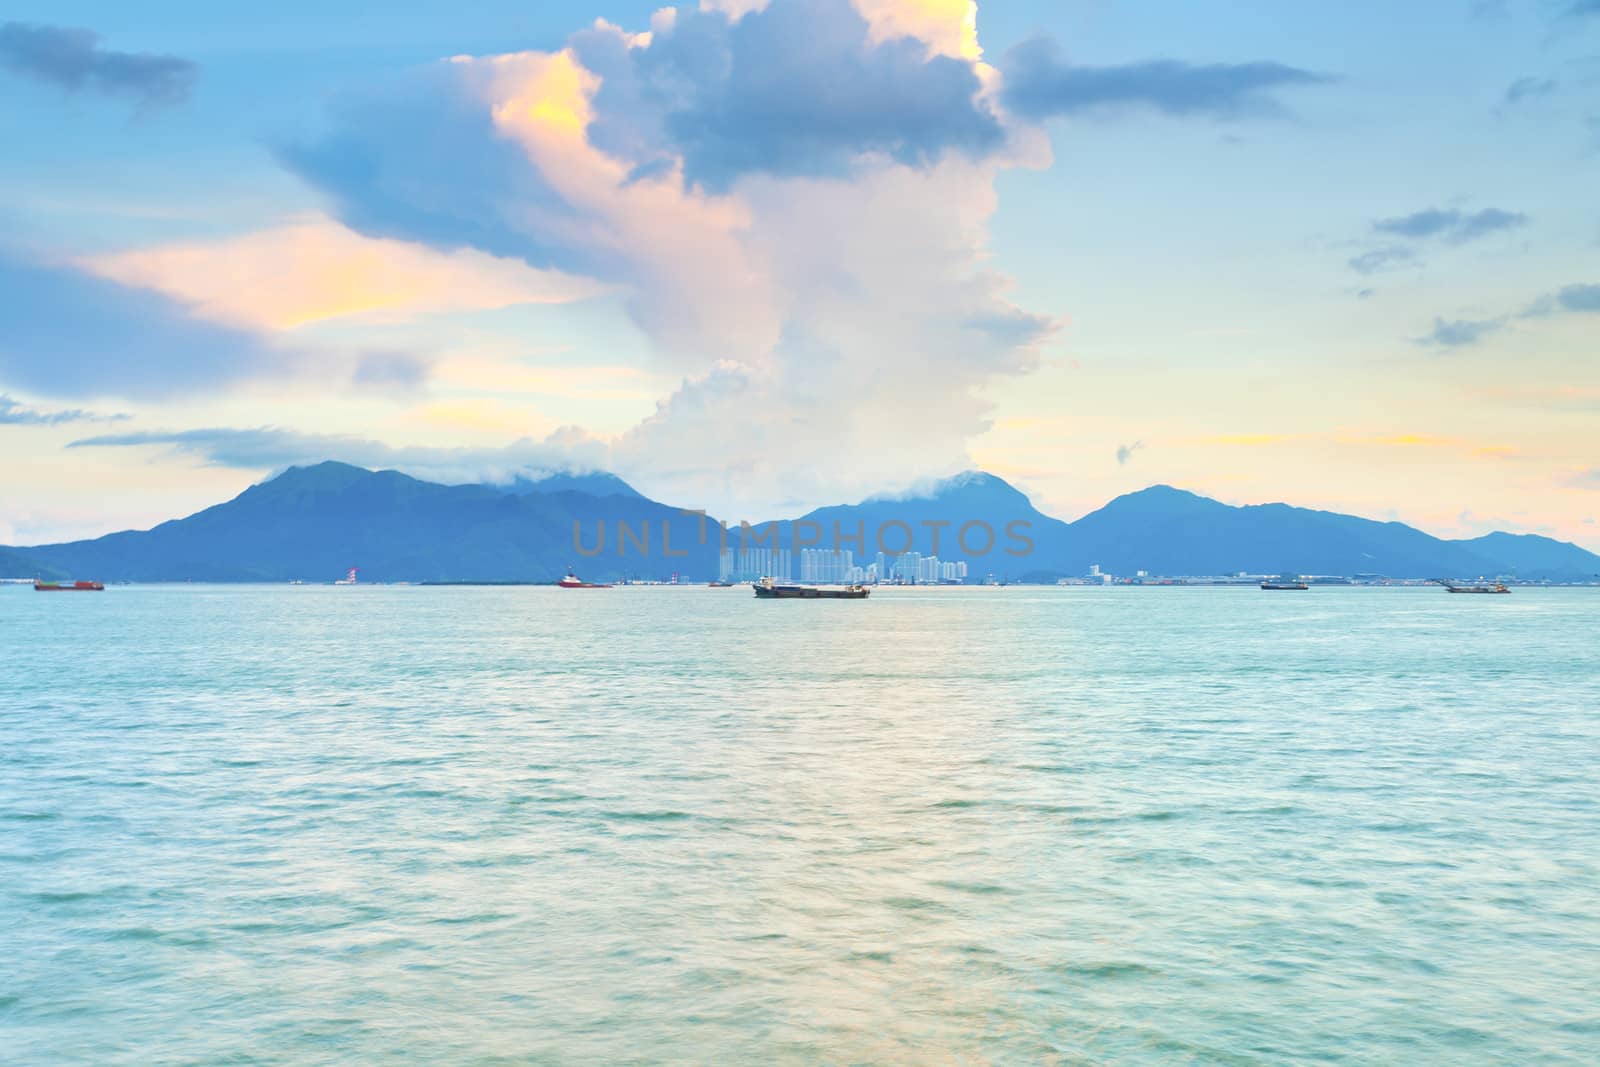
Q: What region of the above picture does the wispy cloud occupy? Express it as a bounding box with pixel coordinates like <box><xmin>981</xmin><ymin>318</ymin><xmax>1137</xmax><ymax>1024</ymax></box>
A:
<box><xmin>1522</xmin><ymin>282</ymin><xmax>1600</xmax><ymax>317</ymax></box>
<box><xmin>1417</xmin><ymin>281</ymin><xmax>1599</xmax><ymax>348</ymax></box>
<box><xmin>67</xmin><ymin>426</ymin><xmax>611</xmax><ymax>484</ymax></box>
<box><xmin>79</xmin><ymin>215</ymin><xmax>605</xmax><ymax>331</ymax></box>
<box><xmin>1115</xmin><ymin>440</ymin><xmax>1144</xmax><ymax>465</ymax></box>
<box><xmin>1373</xmin><ymin>207</ymin><xmax>1527</xmax><ymax>244</ymax></box>
<box><xmin>0</xmin><ymin>247</ymin><xmax>426</xmax><ymax>399</ymax></box>
<box><xmin>1347</xmin><ymin>246</ymin><xmax>1414</xmax><ymax>276</ymax></box>
<box><xmin>0</xmin><ymin>22</ymin><xmax>196</xmax><ymax>108</ymax></box>
<box><xmin>0</xmin><ymin>394</ymin><xmax>127</xmax><ymax>426</ymax></box>
<box><xmin>1504</xmin><ymin>76</ymin><xmax>1557</xmax><ymax>104</ymax></box>
<box><xmin>1352</xmin><ymin>205</ymin><xmax>1527</xmax><ymax>281</ymax></box>
<box><xmin>1418</xmin><ymin>316</ymin><xmax>1504</xmax><ymax>347</ymax></box>
<box><xmin>1200</xmin><ymin>434</ymin><xmax>1293</xmax><ymax>447</ymax></box>
<box><xmin>1000</xmin><ymin>38</ymin><xmax>1333</xmax><ymax>121</ymax></box>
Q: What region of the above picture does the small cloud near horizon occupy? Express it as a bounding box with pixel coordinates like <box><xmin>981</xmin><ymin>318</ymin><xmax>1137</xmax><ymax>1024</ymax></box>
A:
<box><xmin>1116</xmin><ymin>440</ymin><xmax>1145</xmax><ymax>465</ymax></box>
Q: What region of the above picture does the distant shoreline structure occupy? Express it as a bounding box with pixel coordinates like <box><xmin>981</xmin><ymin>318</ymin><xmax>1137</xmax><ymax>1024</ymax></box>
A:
<box><xmin>4</xmin><ymin>461</ymin><xmax>1597</xmax><ymax>586</ymax></box>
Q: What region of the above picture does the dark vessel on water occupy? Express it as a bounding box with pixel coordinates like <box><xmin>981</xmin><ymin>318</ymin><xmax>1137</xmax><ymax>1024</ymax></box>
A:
<box><xmin>1442</xmin><ymin>581</ymin><xmax>1510</xmax><ymax>594</ymax></box>
<box><xmin>35</xmin><ymin>580</ymin><xmax>104</xmax><ymax>591</ymax></box>
<box><xmin>1261</xmin><ymin>581</ymin><xmax>1309</xmax><ymax>590</ymax></box>
<box><xmin>752</xmin><ymin>577</ymin><xmax>870</xmax><ymax>599</ymax></box>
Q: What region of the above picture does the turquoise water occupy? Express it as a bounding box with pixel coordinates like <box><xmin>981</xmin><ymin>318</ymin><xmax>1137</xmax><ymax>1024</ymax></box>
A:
<box><xmin>3</xmin><ymin>585</ymin><xmax>1597</xmax><ymax>1064</ymax></box>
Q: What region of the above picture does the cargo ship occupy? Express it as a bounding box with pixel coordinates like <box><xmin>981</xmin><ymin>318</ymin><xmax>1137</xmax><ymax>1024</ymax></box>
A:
<box><xmin>558</xmin><ymin>568</ymin><xmax>612</xmax><ymax>589</ymax></box>
<box><xmin>35</xmin><ymin>580</ymin><xmax>104</xmax><ymax>592</ymax></box>
<box><xmin>1261</xmin><ymin>581</ymin><xmax>1309</xmax><ymax>590</ymax></box>
<box><xmin>752</xmin><ymin>577</ymin><xmax>869</xmax><ymax>599</ymax></box>
<box><xmin>1443</xmin><ymin>581</ymin><xmax>1510</xmax><ymax>594</ymax></box>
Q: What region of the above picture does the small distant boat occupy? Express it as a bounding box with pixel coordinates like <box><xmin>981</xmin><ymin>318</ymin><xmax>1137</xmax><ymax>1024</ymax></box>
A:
<box><xmin>34</xmin><ymin>580</ymin><xmax>104</xmax><ymax>592</ymax></box>
<box><xmin>752</xmin><ymin>577</ymin><xmax>869</xmax><ymax>599</ymax></box>
<box><xmin>707</xmin><ymin>580</ymin><xmax>735</xmax><ymax>587</ymax></box>
<box><xmin>334</xmin><ymin>568</ymin><xmax>359</xmax><ymax>585</ymax></box>
<box><xmin>558</xmin><ymin>568</ymin><xmax>612</xmax><ymax>589</ymax></box>
<box><xmin>1444</xmin><ymin>581</ymin><xmax>1510</xmax><ymax>594</ymax></box>
<box><xmin>1261</xmin><ymin>581</ymin><xmax>1309</xmax><ymax>591</ymax></box>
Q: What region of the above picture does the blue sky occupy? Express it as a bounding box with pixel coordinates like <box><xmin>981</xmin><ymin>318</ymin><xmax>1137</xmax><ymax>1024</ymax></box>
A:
<box><xmin>1</xmin><ymin>0</ymin><xmax>1597</xmax><ymax>548</ymax></box>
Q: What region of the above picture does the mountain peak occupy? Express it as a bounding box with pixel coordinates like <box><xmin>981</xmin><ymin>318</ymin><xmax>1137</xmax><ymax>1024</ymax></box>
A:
<box><xmin>494</xmin><ymin>470</ymin><xmax>643</xmax><ymax>499</ymax></box>
<box><xmin>871</xmin><ymin>470</ymin><xmax>1032</xmax><ymax>506</ymax></box>
<box><xmin>259</xmin><ymin>461</ymin><xmax>376</xmax><ymax>493</ymax></box>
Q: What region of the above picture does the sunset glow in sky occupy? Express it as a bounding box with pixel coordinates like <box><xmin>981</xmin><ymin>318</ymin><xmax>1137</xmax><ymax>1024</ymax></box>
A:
<box><xmin>1</xmin><ymin>1</ymin><xmax>1597</xmax><ymax>547</ymax></box>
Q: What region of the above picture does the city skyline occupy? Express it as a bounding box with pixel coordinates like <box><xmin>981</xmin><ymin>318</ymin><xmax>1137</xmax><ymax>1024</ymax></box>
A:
<box><xmin>2</xmin><ymin>1</ymin><xmax>1597</xmax><ymax>550</ymax></box>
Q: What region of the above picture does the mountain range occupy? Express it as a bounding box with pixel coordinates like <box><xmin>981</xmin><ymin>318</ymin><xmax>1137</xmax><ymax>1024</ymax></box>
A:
<box><xmin>3</xmin><ymin>462</ymin><xmax>1597</xmax><ymax>582</ymax></box>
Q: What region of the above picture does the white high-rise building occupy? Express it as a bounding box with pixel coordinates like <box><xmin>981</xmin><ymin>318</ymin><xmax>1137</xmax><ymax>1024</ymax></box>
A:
<box><xmin>801</xmin><ymin>547</ymin><xmax>854</xmax><ymax>583</ymax></box>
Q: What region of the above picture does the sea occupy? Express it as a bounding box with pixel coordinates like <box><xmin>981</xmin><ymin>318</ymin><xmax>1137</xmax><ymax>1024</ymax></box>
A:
<box><xmin>3</xmin><ymin>584</ymin><xmax>1597</xmax><ymax>1064</ymax></box>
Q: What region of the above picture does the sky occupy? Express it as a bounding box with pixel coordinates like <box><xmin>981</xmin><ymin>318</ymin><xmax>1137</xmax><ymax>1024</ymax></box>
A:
<box><xmin>1</xmin><ymin>0</ymin><xmax>1597</xmax><ymax>549</ymax></box>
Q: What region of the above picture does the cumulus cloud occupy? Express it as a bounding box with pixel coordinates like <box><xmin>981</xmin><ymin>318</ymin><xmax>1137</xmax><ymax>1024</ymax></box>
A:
<box><xmin>1372</xmin><ymin>207</ymin><xmax>1527</xmax><ymax>244</ymax></box>
<box><xmin>570</xmin><ymin>0</ymin><xmax>1004</xmax><ymax>192</ymax></box>
<box><xmin>78</xmin><ymin>216</ymin><xmax>604</xmax><ymax>331</ymax></box>
<box><xmin>999</xmin><ymin>37</ymin><xmax>1331</xmax><ymax>121</ymax></box>
<box><xmin>68</xmin><ymin>425</ymin><xmax>613</xmax><ymax>486</ymax></box>
<box><xmin>0</xmin><ymin>248</ymin><xmax>421</xmax><ymax>399</ymax></box>
<box><xmin>277</xmin><ymin>0</ymin><xmax>1057</xmax><ymax>514</ymax></box>
<box><xmin>0</xmin><ymin>22</ymin><xmax>195</xmax><ymax>108</ymax></box>
<box><xmin>0</xmin><ymin>394</ymin><xmax>127</xmax><ymax>425</ymax></box>
<box><xmin>1418</xmin><ymin>316</ymin><xmax>1504</xmax><ymax>348</ymax></box>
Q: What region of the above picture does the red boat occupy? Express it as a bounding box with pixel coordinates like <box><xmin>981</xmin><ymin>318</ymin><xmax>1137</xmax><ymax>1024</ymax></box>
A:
<box><xmin>35</xmin><ymin>580</ymin><xmax>105</xmax><ymax>591</ymax></box>
<box><xmin>558</xmin><ymin>569</ymin><xmax>612</xmax><ymax>589</ymax></box>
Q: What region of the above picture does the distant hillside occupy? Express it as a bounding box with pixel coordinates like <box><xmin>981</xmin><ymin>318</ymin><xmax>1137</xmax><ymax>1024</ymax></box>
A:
<box><xmin>0</xmin><ymin>548</ymin><xmax>59</xmax><ymax>580</ymax></box>
<box><xmin>765</xmin><ymin>475</ymin><xmax>1599</xmax><ymax>582</ymax></box>
<box><xmin>7</xmin><ymin>462</ymin><xmax>715</xmax><ymax>583</ymax></box>
<box><xmin>1452</xmin><ymin>532</ymin><xmax>1600</xmax><ymax>581</ymax></box>
<box><xmin>4</xmin><ymin>463</ymin><xmax>1596</xmax><ymax>582</ymax></box>
<box><xmin>1054</xmin><ymin>485</ymin><xmax>1496</xmax><ymax>580</ymax></box>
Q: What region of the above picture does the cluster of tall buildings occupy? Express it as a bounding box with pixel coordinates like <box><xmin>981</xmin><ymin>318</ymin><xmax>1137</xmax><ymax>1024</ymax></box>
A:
<box><xmin>718</xmin><ymin>547</ymin><xmax>969</xmax><ymax>585</ymax></box>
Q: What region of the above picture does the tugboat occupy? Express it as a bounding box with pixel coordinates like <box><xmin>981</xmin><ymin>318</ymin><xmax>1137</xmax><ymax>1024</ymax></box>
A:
<box><xmin>34</xmin><ymin>580</ymin><xmax>104</xmax><ymax>592</ymax></box>
<box><xmin>558</xmin><ymin>567</ymin><xmax>613</xmax><ymax>589</ymax></box>
<box><xmin>752</xmin><ymin>577</ymin><xmax>870</xmax><ymax>599</ymax></box>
